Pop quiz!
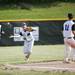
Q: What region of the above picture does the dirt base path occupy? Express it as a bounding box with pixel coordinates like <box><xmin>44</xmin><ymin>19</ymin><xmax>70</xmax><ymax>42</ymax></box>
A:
<box><xmin>2</xmin><ymin>61</ymin><xmax>75</xmax><ymax>72</ymax></box>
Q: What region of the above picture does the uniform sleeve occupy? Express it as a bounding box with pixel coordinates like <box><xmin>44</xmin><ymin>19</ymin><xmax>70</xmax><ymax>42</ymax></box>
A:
<box><xmin>19</xmin><ymin>32</ymin><xmax>23</xmax><ymax>36</ymax></box>
<box><xmin>19</xmin><ymin>31</ymin><xmax>24</xmax><ymax>36</ymax></box>
<box><xmin>72</xmin><ymin>24</ymin><xmax>75</xmax><ymax>31</ymax></box>
<box><xmin>0</xmin><ymin>29</ymin><xmax>4</xmax><ymax>34</ymax></box>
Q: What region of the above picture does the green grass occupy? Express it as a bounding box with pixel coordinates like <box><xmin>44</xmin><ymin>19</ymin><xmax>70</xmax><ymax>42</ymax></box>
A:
<box><xmin>0</xmin><ymin>69</ymin><xmax>75</xmax><ymax>75</ymax></box>
<box><xmin>0</xmin><ymin>2</ymin><xmax>75</xmax><ymax>20</ymax></box>
<box><xmin>0</xmin><ymin>2</ymin><xmax>75</xmax><ymax>74</ymax></box>
<box><xmin>0</xmin><ymin>45</ymin><xmax>64</xmax><ymax>64</ymax></box>
<box><xmin>0</xmin><ymin>45</ymin><xmax>75</xmax><ymax>75</ymax></box>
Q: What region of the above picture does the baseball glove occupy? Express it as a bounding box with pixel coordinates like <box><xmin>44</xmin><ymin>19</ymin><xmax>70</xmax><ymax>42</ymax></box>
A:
<box><xmin>27</xmin><ymin>27</ymin><xmax>32</xmax><ymax>32</ymax></box>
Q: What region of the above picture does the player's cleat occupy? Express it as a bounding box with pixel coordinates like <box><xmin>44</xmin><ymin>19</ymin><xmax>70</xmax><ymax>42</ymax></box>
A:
<box><xmin>63</xmin><ymin>60</ymin><xmax>69</xmax><ymax>63</ymax></box>
<box><xmin>63</xmin><ymin>58</ymin><xmax>71</xmax><ymax>63</ymax></box>
<box><xmin>26</xmin><ymin>58</ymin><xmax>29</xmax><ymax>62</ymax></box>
<box><xmin>24</xmin><ymin>56</ymin><xmax>29</xmax><ymax>62</ymax></box>
<box><xmin>25</xmin><ymin>58</ymin><xmax>29</xmax><ymax>62</ymax></box>
<box><xmin>72</xmin><ymin>57</ymin><xmax>75</xmax><ymax>62</ymax></box>
<box><xmin>71</xmin><ymin>59</ymin><xmax>75</xmax><ymax>62</ymax></box>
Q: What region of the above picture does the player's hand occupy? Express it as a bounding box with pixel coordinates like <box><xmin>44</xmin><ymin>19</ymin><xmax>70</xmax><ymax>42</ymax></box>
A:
<box><xmin>9</xmin><ymin>35</ymin><xmax>21</xmax><ymax>38</ymax></box>
<box><xmin>26</xmin><ymin>27</ymin><xmax>33</xmax><ymax>32</ymax></box>
<box><xmin>9</xmin><ymin>35</ymin><xmax>13</xmax><ymax>38</ymax></box>
<box><xmin>1</xmin><ymin>31</ymin><xmax>5</xmax><ymax>34</ymax></box>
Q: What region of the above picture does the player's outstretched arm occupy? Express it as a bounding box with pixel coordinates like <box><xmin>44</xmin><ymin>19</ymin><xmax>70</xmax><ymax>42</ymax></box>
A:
<box><xmin>9</xmin><ymin>35</ymin><xmax>21</xmax><ymax>38</ymax></box>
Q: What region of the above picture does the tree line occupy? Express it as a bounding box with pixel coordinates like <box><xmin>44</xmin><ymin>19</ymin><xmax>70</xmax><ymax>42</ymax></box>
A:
<box><xmin>0</xmin><ymin>0</ymin><xmax>75</xmax><ymax>4</ymax></box>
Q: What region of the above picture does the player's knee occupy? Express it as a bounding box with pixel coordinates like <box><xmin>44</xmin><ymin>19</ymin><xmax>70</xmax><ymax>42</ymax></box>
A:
<box><xmin>24</xmin><ymin>51</ymin><xmax>31</xmax><ymax>55</ymax></box>
<box><xmin>28</xmin><ymin>51</ymin><xmax>32</xmax><ymax>55</ymax></box>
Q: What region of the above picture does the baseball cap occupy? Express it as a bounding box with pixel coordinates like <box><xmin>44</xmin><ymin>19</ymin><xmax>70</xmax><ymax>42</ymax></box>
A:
<box><xmin>68</xmin><ymin>13</ymin><xmax>73</xmax><ymax>19</ymax></box>
<box><xmin>23</xmin><ymin>23</ymin><xmax>27</xmax><ymax>25</ymax></box>
<box><xmin>22</xmin><ymin>22</ymin><xmax>27</xmax><ymax>28</ymax></box>
<box><xmin>23</xmin><ymin>25</ymin><xmax>27</xmax><ymax>28</ymax></box>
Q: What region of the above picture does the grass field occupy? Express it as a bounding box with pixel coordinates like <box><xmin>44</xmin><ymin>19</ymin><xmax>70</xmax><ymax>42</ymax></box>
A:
<box><xmin>0</xmin><ymin>45</ymin><xmax>64</xmax><ymax>64</ymax></box>
<box><xmin>0</xmin><ymin>45</ymin><xmax>75</xmax><ymax>75</ymax></box>
<box><xmin>0</xmin><ymin>2</ymin><xmax>75</xmax><ymax>20</ymax></box>
<box><xmin>0</xmin><ymin>2</ymin><xmax>75</xmax><ymax>75</ymax></box>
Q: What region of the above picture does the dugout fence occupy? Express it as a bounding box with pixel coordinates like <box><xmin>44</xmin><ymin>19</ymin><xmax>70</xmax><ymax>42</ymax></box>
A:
<box><xmin>0</xmin><ymin>18</ymin><xmax>75</xmax><ymax>46</ymax></box>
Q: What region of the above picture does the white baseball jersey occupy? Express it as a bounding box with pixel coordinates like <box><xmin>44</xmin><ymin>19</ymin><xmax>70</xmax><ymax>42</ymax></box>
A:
<box><xmin>0</xmin><ymin>25</ymin><xmax>1</xmax><ymax>37</ymax></box>
<box><xmin>63</xmin><ymin>20</ymin><xmax>74</xmax><ymax>38</ymax></box>
<box><xmin>0</xmin><ymin>25</ymin><xmax>1</xmax><ymax>32</ymax></box>
<box><xmin>20</xmin><ymin>29</ymin><xmax>34</xmax><ymax>54</ymax></box>
<box><xmin>21</xmin><ymin>30</ymin><xmax>34</xmax><ymax>41</ymax></box>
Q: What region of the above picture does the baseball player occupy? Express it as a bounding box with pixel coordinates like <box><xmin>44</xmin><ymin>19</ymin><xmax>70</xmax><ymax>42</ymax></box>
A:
<box><xmin>20</xmin><ymin>23</ymin><xmax>35</xmax><ymax>62</ymax></box>
<box><xmin>0</xmin><ymin>25</ymin><xmax>1</xmax><ymax>40</ymax></box>
<box><xmin>63</xmin><ymin>13</ymin><xmax>75</xmax><ymax>63</ymax></box>
<box><xmin>0</xmin><ymin>25</ymin><xmax>5</xmax><ymax>35</ymax></box>
<box><xmin>0</xmin><ymin>25</ymin><xmax>5</xmax><ymax>44</ymax></box>
<box><xmin>0</xmin><ymin>25</ymin><xmax>1</xmax><ymax>36</ymax></box>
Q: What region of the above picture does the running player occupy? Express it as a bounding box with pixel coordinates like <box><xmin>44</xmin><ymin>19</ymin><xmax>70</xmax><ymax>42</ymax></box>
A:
<box><xmin>20</xmin><ymin>23</ymin><xmax>35</xmax><ymax>62</ymax></box>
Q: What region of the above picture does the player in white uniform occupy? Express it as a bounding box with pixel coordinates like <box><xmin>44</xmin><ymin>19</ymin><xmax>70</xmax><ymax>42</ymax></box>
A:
<box><xmin>0</xmin><ymin>25</ymin><xmax>5</xmax><ymax>40</ymax></box>
<box><xmin>0</xmin><ymin>25</ymin><xmax>1</xmax><ymax>40</ymax></box>
<box><xmin>63</xmin><ymin>13</ymin><xmax>75</xmax><ymax>63</ymax></box>
<box><xmin>0</xmin><ymin>25</ymin><xmax>1</xmax><ymax>35</ymax></box>
<box><xmin>20</xmin><ymin>24</ymin><xmax>35</xmax><ymax>62</ymax></box>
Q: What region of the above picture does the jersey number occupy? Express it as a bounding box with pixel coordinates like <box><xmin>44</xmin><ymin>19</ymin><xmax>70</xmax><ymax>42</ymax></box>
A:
<box><xmin>65</xmin><ymin>24</ymin><xmax>69</xmax><ymax>31</ymax></box>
